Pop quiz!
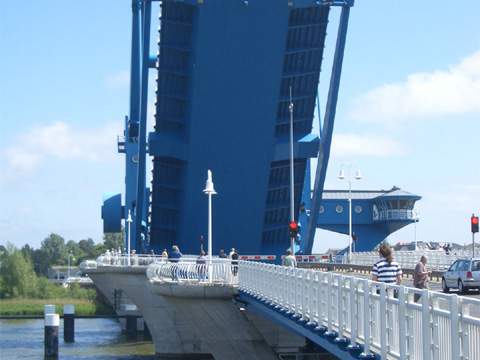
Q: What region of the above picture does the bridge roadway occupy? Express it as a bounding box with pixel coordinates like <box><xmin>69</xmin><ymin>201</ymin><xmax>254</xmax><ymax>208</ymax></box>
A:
<box><xmin>238</xmin><ymin>261</ymin><xmax>480</xmax><ymax>360</ymax></box>
<box><xmin>85</xmin><ymin>256</ymin><xmax>480</xmax><ymax>360</ymax></box>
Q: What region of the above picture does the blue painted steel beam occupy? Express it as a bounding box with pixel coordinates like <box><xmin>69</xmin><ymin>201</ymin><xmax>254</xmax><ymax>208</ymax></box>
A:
<box><xmin>238</xmin><ymin>291</ymin><xmax>365</xmax><ymax>360</ymax></box>
<box><xmin>134</xmin><ymin>0</ymin><xmax>152</xmax><ymax>248</ymax></box>
<box><xmin>304</xmin><ymin>5</ymin><xmax>351</xmax><ymax>253</ymax></box>
<box><xmin>125</xmin><ymin>0</ymin><xmax>143</xmax><ymax>249</ymax></box>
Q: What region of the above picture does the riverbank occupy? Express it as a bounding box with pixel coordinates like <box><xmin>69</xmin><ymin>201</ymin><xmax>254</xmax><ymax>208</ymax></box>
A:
<box><xmin>0</xmin><ymin>298</ymin><xmax>114</xmax><ymax>316</ymax></box>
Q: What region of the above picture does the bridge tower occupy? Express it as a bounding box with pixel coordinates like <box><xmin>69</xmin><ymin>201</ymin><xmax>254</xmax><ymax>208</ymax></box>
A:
<box><xmin>102</xmin><ymin>0</ymin><xmax>354</xmax><ymax>259</ymax></box>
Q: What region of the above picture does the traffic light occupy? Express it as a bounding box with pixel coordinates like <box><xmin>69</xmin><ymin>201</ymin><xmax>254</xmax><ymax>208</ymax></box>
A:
<box><xmin>288</xmin><ymin>221</ymin><xmax>299</xmax><ymax>238</ymax></box>
<box><xmin>472</xmin><ymin>215</ymin><xmax>479</xmax><ymax>234</ymax></box>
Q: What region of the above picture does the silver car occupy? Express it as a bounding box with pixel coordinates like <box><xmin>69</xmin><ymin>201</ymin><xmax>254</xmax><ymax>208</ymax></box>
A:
<box><xmin>442</xmin><ymin>258</ymin><xmax>480</xmax><ymax>293</ymax></box>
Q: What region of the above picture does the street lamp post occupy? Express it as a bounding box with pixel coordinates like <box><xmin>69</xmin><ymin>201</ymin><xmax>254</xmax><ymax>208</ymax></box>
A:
<box><xmin>67</xmin><ymin>251</ymin><xmax>72</xmax><ymax>279</ymax></box>
<box><xmin>127</xmin><ymin>210</ymin><xmax>133</xmax><ymax>266</ymax></box>
<box><xmin>338</xmin><ymin>166</ymin><xmax>362</xmax><ymax>263</ymax></box>
<box><xmin>203</xmin><ymin>170</ymin><xmax>217</xmax><ymax>283</ymax></box>
<box><xmin>289</xmin><ymin>86</ymin><xmax>295</xmax><ymax>254</ymax></box>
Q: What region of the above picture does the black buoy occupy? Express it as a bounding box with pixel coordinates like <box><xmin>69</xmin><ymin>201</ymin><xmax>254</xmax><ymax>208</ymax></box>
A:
<box><xmin>44</xmin><ymin>313</ymin><xmax>59</xmax><ymax>359</ymax></box>
<box><xmin>63</xmin><ymin>304</ymin><xmax>75</xmax><ymax>343</ymax></box>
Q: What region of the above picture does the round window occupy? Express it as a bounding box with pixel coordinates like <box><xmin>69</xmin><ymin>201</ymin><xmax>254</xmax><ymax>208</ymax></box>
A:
<box><xmin>354</xmin><ymin>205</ymin><xmax>363</xmax><ymax>214</ymax></box>
<box><xmin>319</xmin><ymin>205</ymin><xmax>325</xmax><ymax>214</ymax></box>
<box><xmin>335</xmin><ymin>205</ymin><xmax>343</xmax><ymax>213</ymax></box>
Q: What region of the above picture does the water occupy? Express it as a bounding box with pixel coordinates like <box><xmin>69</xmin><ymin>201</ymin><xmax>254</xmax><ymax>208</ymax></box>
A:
<box><xmin>0</xmin><ymin>318</ymin><xmax>155</xmax><ymax>359</ymax></box>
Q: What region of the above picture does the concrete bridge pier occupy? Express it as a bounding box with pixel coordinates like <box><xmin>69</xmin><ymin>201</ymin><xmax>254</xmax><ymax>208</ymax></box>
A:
<box><xmin>86</xmin><ymin>267</ymin><xmax>296</xmax><ymax>359</ymax></box>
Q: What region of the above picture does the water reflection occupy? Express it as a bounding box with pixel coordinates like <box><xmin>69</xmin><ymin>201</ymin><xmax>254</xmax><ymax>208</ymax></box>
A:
<box><xmin>0</xmin><ymin>318</ymin><xmax>154</xmax><ymax>360</ymax></box>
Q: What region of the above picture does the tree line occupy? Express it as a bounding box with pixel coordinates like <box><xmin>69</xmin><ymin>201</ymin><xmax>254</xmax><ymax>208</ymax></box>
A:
<box><xmin>0</xmin><ymin>232</ymin><xmax>123</xmax><ymax>299</ymax></box>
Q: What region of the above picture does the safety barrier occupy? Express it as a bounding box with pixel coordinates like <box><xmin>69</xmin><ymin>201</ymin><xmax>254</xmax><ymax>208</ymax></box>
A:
<box><xmin>239</xmin><ymin>261</ymin><xmax>480</xmax><ymax>360</ymax></box>
<box><xmin>351</xmin><ymin>250</ymin><xmax>473</xmax><ymax>270</ymax></box>
<box><xmin>147</xmin><ymin>259</ymin><xmax>238</xmax><ymax>284</ymax></box>
<box><xmin>95</xmin><ymin>254</ymin><xmax>201</xmax><ymax>267</ymax></box>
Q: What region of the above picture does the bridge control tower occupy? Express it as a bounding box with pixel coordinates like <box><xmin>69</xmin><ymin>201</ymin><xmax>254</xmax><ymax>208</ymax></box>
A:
<box><xmin>102</xmin><ymin>0</ymin><xmax>354</xmax><ymax>259</ymax></box>
<box><xmin>314</xmin><ymin>187</ymin><xmax>421</xmax><ymax>251</ymax></box>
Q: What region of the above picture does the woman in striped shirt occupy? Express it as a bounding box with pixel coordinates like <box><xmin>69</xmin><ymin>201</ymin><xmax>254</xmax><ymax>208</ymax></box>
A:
<box><xmin>372</xmin><ymin>243</ymin><xmax>402</xmax><ymax>285</ymax></box>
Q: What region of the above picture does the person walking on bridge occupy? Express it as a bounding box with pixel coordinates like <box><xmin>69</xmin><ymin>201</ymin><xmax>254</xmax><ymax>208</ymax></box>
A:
<box><xmin>282</xmin><ymin>250</ymin><xmax>297</xmax><ymax>268</ymax></box>
<box><xmin>372</xmin><ymin>243</ymin><xmax>402</xmax><ymax>286</ymax></box>
<box><xmin>413</xmin><ymin>256</ymin><xmax>429</xmax><ymax>302</ymax></box>
<box><xmin>169</xmin><ymin>245</ymin><xmax>182</xmax><ymax>281</ymax></box>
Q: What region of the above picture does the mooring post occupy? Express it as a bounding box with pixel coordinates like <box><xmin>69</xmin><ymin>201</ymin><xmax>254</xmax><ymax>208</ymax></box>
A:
<box><xmin>63</xmin><ymin>304</ymin><xmax>75</xmax><ymax>343</ymax></box>
<box><xmin>44</xmin><ymin>313</ymin><xmax>59</xmax><ymax>359</ymax></box>
<box><xmin>126</xmin><ymin>315</ymin><xmax>137</xmax><ymax>339</ymax></box>
<box><xmin>143</xmin><ymin>321</ymin><xmax>152</xmax><ymax>341</ymax></box>
<box><xmin>44</xmin><ymin>304</ymin><xmax>56</xmax><ymax>316</ymax></box>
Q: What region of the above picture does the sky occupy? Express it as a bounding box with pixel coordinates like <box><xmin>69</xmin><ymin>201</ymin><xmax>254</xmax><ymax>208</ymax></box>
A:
<box><xmin>1</xmin><ymin>1</ymin><xmax>479</xmax><ymax>252</ymax></box>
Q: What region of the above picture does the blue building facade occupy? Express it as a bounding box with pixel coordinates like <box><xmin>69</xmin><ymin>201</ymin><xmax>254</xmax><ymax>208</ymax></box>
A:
<box><xmin>314</xmin><ymin>187</ymin><xmax>421</xmax><ymax>252</ymax></box>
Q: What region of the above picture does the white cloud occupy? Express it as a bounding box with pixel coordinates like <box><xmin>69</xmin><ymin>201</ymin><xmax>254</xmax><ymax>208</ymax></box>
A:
<box><xmin>349</xmin><ymin>50</ymin><xmax>480</xmax><ymax>123</ymax></box>
<box><xmin>331</xmin><ymin>133</ymin><xmax>405</xmax><ymax>158</ymax></box>
<box><xmin>3</xmin><ymin>121</ymin><xmax>122</xmax><ymax>172</ymax></box>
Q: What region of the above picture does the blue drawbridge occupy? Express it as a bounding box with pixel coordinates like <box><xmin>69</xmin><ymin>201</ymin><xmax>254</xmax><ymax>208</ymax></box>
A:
<box><xmin>102</xmin><ymin>0</ymin><xmax>354</xmax><ymax>260</ymax></box>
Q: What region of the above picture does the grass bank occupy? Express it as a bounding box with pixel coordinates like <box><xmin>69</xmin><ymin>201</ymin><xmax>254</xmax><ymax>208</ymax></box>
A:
<box><xmin>0</xmin><ymin>298</ymin><xmax>114</xmax><ymax>316</ymax></box>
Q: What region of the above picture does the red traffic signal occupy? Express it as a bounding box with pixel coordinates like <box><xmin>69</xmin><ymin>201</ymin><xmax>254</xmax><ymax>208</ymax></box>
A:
<box><xmin>472</xmin><ymin>215</ymin><xmax>479</xmax><ymax>234</ymax></box>
<box><xmin>289</xmin><ymin>221</ymin><xmax>299</xmax><ymax>238</ymax></box>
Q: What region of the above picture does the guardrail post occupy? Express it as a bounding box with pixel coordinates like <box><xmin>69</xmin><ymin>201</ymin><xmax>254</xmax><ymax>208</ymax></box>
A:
<box><xmin>398</xmin><ymin>286</ymin><xmax>407</xmax><ymax>359</ymax></box>
<box><xmin>421</xmin><ymin>289</ymin><xmax>432</xmax><ymax>360</ymax></box>
<box><xmin>336</xmin><ymin>275</ymin><xmax>345</xmax><ymax>341</ymax></box>
<box><xmin>362</xmin><ymin>279</ymin><xmax>372</xmax><ymax>357</ymax></box>
<box><xmin>348</xmin><ymin>277</ymin><xmax>360</xmax><ymax>351</ymax></box>
<box><xmin>326</xmin><ymin>272</ymin><xmax>334</xmax><ymax>335</ymax></box>
<box><xmin>379</xmin><ymin>283</ymin><xmax>387</xmax><ymax>359</ymax></box>
<box><xmin>449</xmin><ymin>295</ymin><xmax>460</xmax><ymax>360</ymax></box>
<box><xmin>460</xmin><ymin>298</ymin><xmax>470</xmax><ymax>359</ymax></box>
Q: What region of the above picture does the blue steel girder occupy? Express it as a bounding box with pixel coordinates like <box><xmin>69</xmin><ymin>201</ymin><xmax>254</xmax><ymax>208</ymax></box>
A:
<box><xmin>304</xmin><ymin>5</ymin><xmax>351</xmax><ymax>253</ymax></box>
<box><xmin>134</xmin><ymin>0</ymin><xmax>152</xmax><ymax>248</ymax></box>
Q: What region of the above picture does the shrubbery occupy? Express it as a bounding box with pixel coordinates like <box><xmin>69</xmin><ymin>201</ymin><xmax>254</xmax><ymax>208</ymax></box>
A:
<box><xmin>0</xmin><ymin>245</ymin><xmax>96</xmax><ymax>300</ymax></box>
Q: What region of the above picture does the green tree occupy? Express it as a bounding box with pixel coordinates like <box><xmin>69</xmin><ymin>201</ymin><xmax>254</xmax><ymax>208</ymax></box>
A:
<box><xmin>103</xmin><ymin>231</ymin><xmax>124</xmax><ymax>251</ymax></box>
<box><xmin>66</xmin><ymin>240</ymin><xmax>85</xmax><ymax>265</ymax></box>
<box><xmin>41</xmin><ymin>233</ymin><xmax>68</xmax><ymax>266</ymax></box>
<box><xmin>0</xmin><ymin>244</ymin><xmax>38</xmax><ymax>298</ymax></box>
<box><xmin>78</xmin><ymin>238</ymin><xmax>96</xmax><ymax>257</ymax></box>
<box><xmin>32</xmin><ymin>249</ymin><xmax>50</xmax><ymax>276</ymax></box>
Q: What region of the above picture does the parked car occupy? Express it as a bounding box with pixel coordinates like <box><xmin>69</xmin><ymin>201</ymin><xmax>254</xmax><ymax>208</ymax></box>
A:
<box><xmin>442</xmin><ymin>258</ymin><xmax>480</xmax><ymax>293</ymax></box>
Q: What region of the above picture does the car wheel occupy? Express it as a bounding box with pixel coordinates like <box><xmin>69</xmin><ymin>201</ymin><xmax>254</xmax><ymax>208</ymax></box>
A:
<box><xmin>442</xmin><ymin>278</ymin><xmax>450</xmax><ymax>293</ymax></box>
<box><xmin>458</xmin><ymin>280</ymin><xmax>465</xmax><ymax>294</ymax></box>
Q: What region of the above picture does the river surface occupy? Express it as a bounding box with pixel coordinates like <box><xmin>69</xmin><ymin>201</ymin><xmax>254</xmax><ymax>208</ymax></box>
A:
<box><xmin>0</xmin><ymin>318</ymin><xmax>156</xmax><ymax>359</ymax></box>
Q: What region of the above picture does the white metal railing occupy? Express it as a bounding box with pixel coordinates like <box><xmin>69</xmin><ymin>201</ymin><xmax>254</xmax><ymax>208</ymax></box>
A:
<box><xmin>95</xmin><ymin>253</ymin><xmax>200</xmax><ymax>267</ymax></box>
<box><xmin>374</xmin><ymin>209</ymin><xmax>415</xmax><ymax>221</ymax></box>
<box><xmin>350</xmin><ymin>250</ymin><xmax>473</xmax><ymax>270</ymax></box>
<box><xmin>238</xmin><ymin>261</ymin><xmax>480</xmax><ymax>360</ymax></box>
<box><xmin>147</xmin><ymin>259</ymin><xmax>237</xmax><ymax>284</ymax></box>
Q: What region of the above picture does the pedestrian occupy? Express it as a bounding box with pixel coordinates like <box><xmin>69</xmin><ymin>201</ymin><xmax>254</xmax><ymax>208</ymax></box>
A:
<box><xmin>372</xmin><ymin>243</ymin><xmax>402</xmax><ymax>288</ymax></box>
<box><xmin>196</xmin><ymin>251</ymin><xmax>207</xmax><ymax>281</ymax></box>
<box><xmin>413</xmin><ymin>256</ymin><xmax>429</xmax><ymax>302</ymax></box>
<box><xmin>219</xmin><ymin>249</ymin><xmax>227</xmax><ymax>259</ymax></box>
<box><xmin>169</xmin><ymin>245</ymin><xmax>182</xmax><ymax>281</ymax></box>
<box><xmin>229</xmin><ymin>248</ymin><xmax>235</xmax><ymax>259</ymax></box>
<box><xmin>161</xmin><ymin>248</ymin><xmax>168</xmax><ymax>259</ymax></box>
<box><xmin>282</xmin><ymin>250</ymin><xmax>297</xmax><ymax>268</ymax></box>
<box><xmin>230</xmin><ymin>248</ymin><xmax>239</xmax><ymax>276</ymax></box>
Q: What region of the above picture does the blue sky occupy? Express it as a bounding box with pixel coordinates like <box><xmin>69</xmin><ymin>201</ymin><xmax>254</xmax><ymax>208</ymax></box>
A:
<box><xmin>1</xmin><ymin>1</ymin><xmax>479</xmax><ymax>252</ymax></box>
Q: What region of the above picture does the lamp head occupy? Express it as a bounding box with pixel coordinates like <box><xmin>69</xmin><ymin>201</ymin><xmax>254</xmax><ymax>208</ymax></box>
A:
<box><xmin>203</xmin><ymin>169</ymin><xmax>217</xmax><ymax>195</ymax></box>
<box><xmin>355</xmin><ymin>169</ymin><xmax>362</xmax><ymax>180</ymax></box>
